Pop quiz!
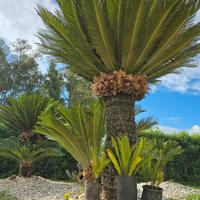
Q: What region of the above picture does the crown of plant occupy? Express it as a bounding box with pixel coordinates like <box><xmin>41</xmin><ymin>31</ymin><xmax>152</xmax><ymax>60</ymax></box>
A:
<box><xmin>0</xmin><ymin>94</ymin><xmax>56</xmax><ymax>142</ymax></box>
<box><xmin>37</xmin><ymin>0</ymin><xmax>200</xmax><ymax>83</ymax></box>
<box><xmin>92</xmin><ymin>70</ymin><xmax>148</xmax><ymax>100</ymax></box>
<box><xmin>107</xmin><ymin>136</ymin><xmax>146</xmax><ymax>176</ymax></box>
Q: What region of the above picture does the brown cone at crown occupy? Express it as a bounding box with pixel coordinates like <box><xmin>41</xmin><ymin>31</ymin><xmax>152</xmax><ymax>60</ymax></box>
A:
<box><xmin>92</xmin><ymin>70</ymin><xmax>148</xmax><ymax>100</ymax></box>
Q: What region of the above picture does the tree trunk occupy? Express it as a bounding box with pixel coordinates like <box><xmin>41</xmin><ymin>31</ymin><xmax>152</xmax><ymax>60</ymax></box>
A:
<box><xmin>101</xmin><ymin>94</ymin><xmax>136</xmax><ymax>200</ymax></box>
<box><xmin>19</xmin><ymin>162</ymin><xmax>32</xmax><ymax>177</ymax></box>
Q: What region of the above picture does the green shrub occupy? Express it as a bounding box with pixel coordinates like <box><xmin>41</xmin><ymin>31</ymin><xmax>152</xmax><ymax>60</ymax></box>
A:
<box><xmin>186</xmin><ymin>194</ymin><xmax>200</xmax><ymax>200</ymax></box>
<box><xmin>0</xmin><ymin>190</ymin><xmax>19</xmax><ymax>200</ymax></box>
<box><xmin>0</xmin><ymin>124</ymin><xmax>77</xmax><ymax>180</ymax></box>
<box><xmin>138</xmin><ymin>130</ymin><xmax>200</xmax><ymax>186</ymax></box>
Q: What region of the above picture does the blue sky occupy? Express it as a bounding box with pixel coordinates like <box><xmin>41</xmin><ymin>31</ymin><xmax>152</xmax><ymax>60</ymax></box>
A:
<box><xmin>0</xmin><ymin>0</ymin><xmax>200</xmax><ymax>133</ymax></box>
<box><xmin>141</xmin><ymin>87</ymin><xmax>200</xmax><ymax>132</ymax></box>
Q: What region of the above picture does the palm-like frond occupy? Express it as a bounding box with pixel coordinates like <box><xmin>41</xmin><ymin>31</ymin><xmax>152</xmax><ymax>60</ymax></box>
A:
<box><xmin>141</xmin><ymin>139</ymin><xmax>182</xmax><ymax>186</ymax></box>
<box><xmin>107</xmin><ymin>136</ymin><xmax>146</xmax><ymax>176</ymax></box>
<box><xmin>35</xmin><ymin>101</ymin><xmax>106</xmax><ymax>169</ymax></box>
<box><xmin>37</xmin><ymin>0</ymin><xmax>200</xmax><ymax>82</ymax></box>
<box><xmin>0</xmin><ymin>139</ymin><xmax>63</xmax><ymax>164</ymax></box>
<box><xmin>136</xmin><ymin>117</ymin><xmax>157</xmax><ymax>134</ymax></box>
<box><xmin>0</xmin><ymin>94</ymin><xmax>56</xmax><ymax>133</ymax></box>
<box><xmin>135</xmin><ymin>104</ymin><xmax>157</xmax><ymax>134</ymax></box>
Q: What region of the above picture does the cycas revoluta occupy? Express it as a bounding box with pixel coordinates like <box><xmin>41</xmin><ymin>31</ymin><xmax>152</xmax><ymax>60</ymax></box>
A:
<box><xmin>0</xmin><ymin>94</ymin><xmax>56</xmax><ymax>142</ymax></box>
<box><xmin>0</xmin><ymin>139</ymin><xmax>64</xmax><ymax>177</ymax></box>
<box><xmin>37</xmin><ymin>1</ymin><xmax>200</xmax><ymax>198</ymax></box>
<box><xmin>35</xmin><ymin>101</ymin><xmax>108</xmax><ymax>183</ymax></box>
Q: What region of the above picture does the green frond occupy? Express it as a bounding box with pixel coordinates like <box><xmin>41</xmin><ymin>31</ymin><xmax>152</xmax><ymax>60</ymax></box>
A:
<box><xmin>136</xmin><ymin>117</ymin><xmax>157</xmax><ymax>134</ymax></box>
<box><xmin>91</xmin><ymin>147</ymin><xmax>109</xmax><ymax>180</ymax></box>
<box><xmin>0</xmin><ymin>94</ymin><xmax>55</xmax><ymax>133</ymax></box>
<box><xmin>37</xmin><ymin>0</ymin><xmax>200</xmax><ymax>82</ymax></box>
<box><xmin>0</xmin><ymin>139</ymin><xmax>63</xmax><ymax>164</ymax></box>
<box><xmin>135</xmin><ymin>105</ymin><xmax>146</xmax><ymax>116</ymax></box>
<box><xmin>140</xmin><ymin>139</ymin><xmax>182</xmax><ymax>186</ymax></box>
<box><xmin>35</xmin><ymin>101</ymin><xmax>106</xmax><ymax>169</ymax></box>
<box><xmin>107</xmin><ymin>136</ymin><xmax>146</xmax><ymax>176</ymax></box>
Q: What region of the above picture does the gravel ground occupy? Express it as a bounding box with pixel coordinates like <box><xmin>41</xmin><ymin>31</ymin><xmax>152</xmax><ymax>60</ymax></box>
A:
<box><xmin>0</xmin><ymin>176</ymin><xmax>199</xmax><ymax>200</ymax></box>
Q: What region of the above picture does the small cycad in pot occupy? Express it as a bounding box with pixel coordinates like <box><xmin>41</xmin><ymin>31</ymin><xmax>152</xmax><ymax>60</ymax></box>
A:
<box><xmin>141</xmin><ymin>139</ymin><xmax>182</xmax><ymax>200</ymax></box>
<box><xmin>35</xmin><ymin>101</ymin><xmax>109</xmax><ymax>200</ymax></box>
<box><xmin>84</xmin><ymin>148</ymin><xmax>109</xmax><ymax>200</ymax></box>
<box><xmin>107</xmin><ymin>136</ymin><xmax>146</xmax><ymax>200</ymax></box>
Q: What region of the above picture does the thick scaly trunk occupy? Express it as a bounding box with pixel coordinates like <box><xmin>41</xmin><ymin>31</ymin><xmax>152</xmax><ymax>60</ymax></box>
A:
<box><xmin>19</xmin><ymin>161</ymin><xmax>32</xmax><ymax>177</ymax></box>
<box><xmin>101</xmin><ymin>94</ymin><xmax>136</xmax><ymax>200</ymax></box>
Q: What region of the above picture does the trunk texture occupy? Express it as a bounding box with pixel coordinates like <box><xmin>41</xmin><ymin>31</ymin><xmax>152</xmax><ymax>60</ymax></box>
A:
<box><xmin>19</xmin><ymin>162</ymin><xmax>32</xmax><ymax>177</ymax></box>
<box><xmin>101</xmin><ymin>94</ymin><xmax>136</xmax><ymax>200</ymax></box>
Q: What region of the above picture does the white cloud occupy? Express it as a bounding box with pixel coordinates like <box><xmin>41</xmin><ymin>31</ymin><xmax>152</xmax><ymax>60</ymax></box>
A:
<box><xmin>152</xmin><ymin>66</ymin><xmax>200</xmax><ymax>95</ymax></box>
<box><xmin>155</xmin><ymin>125</ymin><xmax>180</xmax><ymax>133</ymax></box>
<box><xmin>189</xmin><ymin>125</ymin><xmax>200</xmax><ymax>134</ymax></box>
<box><xmin>0</xmin><ymin>0</ymin><xmax>57</xmax><ymax>44</ymax></box>
<box><xmin>155</xmin><ymin>124</ymin><xmax>200</xmax><ymax>134</ymax></box>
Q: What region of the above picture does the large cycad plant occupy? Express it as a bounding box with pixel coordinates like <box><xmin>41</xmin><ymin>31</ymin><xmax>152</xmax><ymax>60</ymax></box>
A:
<box><xmin>0</xmin><ymin>94</ymin><xmax>55</xmax><ymax>142</ymax></box>
<box><xmin>37</xmin><ymin>1</ymin><xmax>200</xmax><ymax>198</ymax></box>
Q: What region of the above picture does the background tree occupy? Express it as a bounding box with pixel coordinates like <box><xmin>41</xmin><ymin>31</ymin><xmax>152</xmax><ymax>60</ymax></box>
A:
<box><xmin>44</xmin><ymin>61</ymin><xmax>65</xmax><ymax>103</ymax></box>
<box><xmin>0</xmin><ymin>39</ymin><xmax>45</xmax><ymax>104</ymax></box>
<box><xmin>37</xmin><ymin>1</ymin><xmax>200</xmax><ymax>199</ymax></box>
<box><xmin>65</xmin><ymin>69</ymin><xmax>97</xmax><ymax>106</ymax></box>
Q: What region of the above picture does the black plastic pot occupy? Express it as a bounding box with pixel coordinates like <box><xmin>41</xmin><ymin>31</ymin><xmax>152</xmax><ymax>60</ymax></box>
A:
<box><xmin>116</xmin><ymin>176</ymin><xmax>137</xmax><ymax>200</ymax></box>
<box><xmin>141</xmin><ymin>185</ymin><xmax>163</xmax><ymax>200</ymax></box>
<box><xmin>85</xmin><ymin>182</ymin><xmax>101</xmax><ymax>200</ymax></box>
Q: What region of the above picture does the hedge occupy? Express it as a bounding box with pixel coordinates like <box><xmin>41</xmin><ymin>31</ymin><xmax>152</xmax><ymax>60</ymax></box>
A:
<box><xmin>139</xmin><ymin>130</ymin><xmax>200</xmax><ymax>186</ymax></box>
<box><xmin>0</xmin><ymin>124</ymin><xmax>200</xmax><ymax>186</ymax></box>
<box><xmin>0</xmin><ymin>124</ymin><xmax>77</xmax><ymax>181</ymax></box>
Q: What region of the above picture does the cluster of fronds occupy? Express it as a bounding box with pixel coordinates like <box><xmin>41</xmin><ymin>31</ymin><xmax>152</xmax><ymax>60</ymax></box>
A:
<box><xmin>92</xmin><ymin>70</ymin><xmax>148</xmax><ymax>100</ymax></box>
<box><xmin>35</xmin><ymin>101</ymin><xmax>108</xmax><ymax>182</ymax></box>
<box><xmin>37</xmin><ymin>0</ymin><xmax>200</xmax><ymax>82</ymax></box>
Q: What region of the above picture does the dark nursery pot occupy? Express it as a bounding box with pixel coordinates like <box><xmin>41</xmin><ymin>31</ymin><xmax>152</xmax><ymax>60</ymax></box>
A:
<box><xmin>85</xmin><ymin>182</ymin><xmax>101</xmax><ymax>200</ymax></box>
<box><xmin>116</xmin><ymin>176</ymin><xmax>137</xmax><ymax>200</ymax></box>
<box><xmin>141</xmin><ymin>185</ymin><xmax>163</xmax><ymax>200</ymax></box>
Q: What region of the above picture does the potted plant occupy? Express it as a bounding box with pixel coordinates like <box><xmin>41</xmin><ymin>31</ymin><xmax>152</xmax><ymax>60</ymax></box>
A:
<box><xmin>107</xmin><ymin>136</ymin><xmax>146</xmax><ymax>200</ymax></box>
<box><xmin>85</xmin><ymin>148</ymin><xmax>109</xmax><ymax>200</ymax></box>
<box><xmin>35</xmin><ymin>101</ymin><xmax>109</xmax><ymax>200</ymax></box>
<box><xmin>141</xmin><ymin>139</ymin><xmax>182</xmax><ymax>200</ymax></box>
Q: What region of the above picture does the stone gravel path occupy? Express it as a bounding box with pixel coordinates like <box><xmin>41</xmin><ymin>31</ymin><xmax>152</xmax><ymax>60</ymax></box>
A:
<box><xmin>0</xmin><ymin>176</ymin><xmax>199</xmax><ymax>200</ymax></box>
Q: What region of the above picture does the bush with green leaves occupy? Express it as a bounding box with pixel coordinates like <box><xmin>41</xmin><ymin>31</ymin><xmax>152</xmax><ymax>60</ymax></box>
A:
<box><xmin>139</xmin><ymin>130</ymin><xmax>200</xmax><ymax>186</ymax></box>
<box><xmin>0</xmin><ymin>123</ymin><xmax>77</xmax><ymax>180</ymax></box>
<box><xmin>141</xmin><ymin>139</ymin><xmax>182</xmax><ymax>187</ymax></box>
<box><xmin>0</xmin><ymin>139</ymin><xmax>64</xmax><ymax>177</ymax></box>
<box><xmin>186</xmin><ymin>194</ymin><xmax>200</xmax><ymax>200</ymax></box>
<box><xmin>0</xmin><ymin>190</ymin><xmax>19</xmax><ymax>200</ymax></box>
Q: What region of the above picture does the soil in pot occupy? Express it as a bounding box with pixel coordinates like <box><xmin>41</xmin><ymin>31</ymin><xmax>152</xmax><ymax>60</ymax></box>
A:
<box><xmin>116</xmin><ymin>176</ymin><xmax>137</xmax><ymax>200</ymax></box>
<box><xmin>85</xmin><ymin>182</ymin><xmax>101</xmax><ymax>200</ymax></box>
<box><xmin>141</xmin><ymin>185</ymin><xmax>163</xmax><ymax>200</ymax></box>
